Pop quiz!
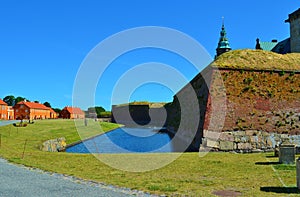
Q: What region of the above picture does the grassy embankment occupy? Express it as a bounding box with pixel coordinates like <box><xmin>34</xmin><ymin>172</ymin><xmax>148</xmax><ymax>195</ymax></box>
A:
<box><xmin>0</xmin><ymin>119</ymin><xmax>299</xmax><ymax>196</ymax></box>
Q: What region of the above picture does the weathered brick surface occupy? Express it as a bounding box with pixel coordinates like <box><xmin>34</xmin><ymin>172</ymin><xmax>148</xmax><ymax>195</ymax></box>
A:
<box><xmin>167</xmin><ymin>65</ymin><xmax>300</xmax><ymax>151</ymax></box>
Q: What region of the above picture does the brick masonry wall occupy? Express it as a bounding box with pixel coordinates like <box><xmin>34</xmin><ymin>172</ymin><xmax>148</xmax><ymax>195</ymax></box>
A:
<box><xmin>218</xmin><ymin>69</ymin><xmax>300</xmax><ymax>134</ymax></box>
<box><xmin>167</xmin><ymin>67</ymin><xmax>300</xmax><ymax>151</ymax></box>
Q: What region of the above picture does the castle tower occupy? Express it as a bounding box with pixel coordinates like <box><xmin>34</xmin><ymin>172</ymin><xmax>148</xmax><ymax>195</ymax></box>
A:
<box><xmin>285</xmin><ymin>8</ymin><xmax>300</xmax><ymax>53</ymax></box>
<box><xmin>216</xmin><ymin>19</ymin><xmax>231</xmax><ymax>58</ymax></box>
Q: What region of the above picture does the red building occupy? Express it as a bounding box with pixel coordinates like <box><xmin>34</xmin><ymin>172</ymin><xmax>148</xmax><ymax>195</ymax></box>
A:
<box><xmin>14</xmin><ymin>101</ymin><xmax>54</xmax><ymax>120</ymax></box>
<box><xmin>60</xmin><ymin>107</ymin><xmax>85</xmax><ymax>119</ymax></box>
<box><xmin>48</xmin><ymin>108</ymin><xmax>58</xmax><ymax>119</ymax></box>
<box><xmin>0</xmin><ymin>99</ymin><xmax>8</xmax><ymax>120</ymax></box>
<box><xmin>0</xmin><ymin>99</ymin><xmax>14</xmax><ymax>120</ymax></box>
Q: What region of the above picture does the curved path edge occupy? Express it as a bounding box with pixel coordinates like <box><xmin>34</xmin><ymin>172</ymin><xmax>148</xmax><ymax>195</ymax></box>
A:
<box><xmin>0</xmin><ymin>157</ymin><xmax>154</xmax><ymax>197</ymax></box>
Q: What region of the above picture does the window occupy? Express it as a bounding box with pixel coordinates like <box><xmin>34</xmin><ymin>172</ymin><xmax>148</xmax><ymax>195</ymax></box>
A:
<box><xmin>16</xmin><ymin>109</ymin><xmax>19</xmax><ymax>112</ymax></box>
<box><xmin>25</xmin><ymin>109</ymin><xmax>28</xmax><ymax>113</ymax></box>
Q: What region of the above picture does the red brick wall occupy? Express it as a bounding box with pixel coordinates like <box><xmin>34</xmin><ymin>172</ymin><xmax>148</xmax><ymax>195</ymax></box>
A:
<box><xmin>208</xmin><ymin>69</ymin><xmax>300</xmax><ymax>134</ymax></box>
<box><xmin>166</xmin><ymin>67</ymin><xmax>300</xmax><ymax>151</ymax></box>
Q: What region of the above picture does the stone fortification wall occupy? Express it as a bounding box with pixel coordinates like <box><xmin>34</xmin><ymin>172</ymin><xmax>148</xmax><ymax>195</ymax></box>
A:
<box><xmin>111</xmin><ymin>104</ymin><xmax>168</xmax><ymax>127</ymax></box>
<box><xmin>167</xmin><ymin>59</ymin><xmax>300</xmax><ymax>151</ymax></box>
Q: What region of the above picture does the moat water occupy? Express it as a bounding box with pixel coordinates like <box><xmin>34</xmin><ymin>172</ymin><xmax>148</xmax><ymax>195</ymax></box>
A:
<box><xmin>66</xmin><ymin>127</ymin><xmax>175</xmax><ymax>153</ymax></box>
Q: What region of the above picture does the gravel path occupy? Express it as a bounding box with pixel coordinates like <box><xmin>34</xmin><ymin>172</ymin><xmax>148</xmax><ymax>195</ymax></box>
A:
<box><xmin>0</xmin><ymin>158</ymin><xmax>152</xmax><ymax>197</ymax></box>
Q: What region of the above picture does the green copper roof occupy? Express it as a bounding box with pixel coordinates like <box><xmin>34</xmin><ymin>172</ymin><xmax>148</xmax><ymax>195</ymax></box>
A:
<box><xmin>259</xmin><ymin>41</ymin><xmax>278</xmax><ymax>51</ymax></box>
<box><xmin>217</xmin><ymin>24</ymin><xmax>231</xmax><ymax>49</ymax></box>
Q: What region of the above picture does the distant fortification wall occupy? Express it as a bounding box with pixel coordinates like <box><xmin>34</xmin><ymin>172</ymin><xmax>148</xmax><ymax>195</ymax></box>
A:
<box><xmin>111</xmin><ymin>103</ymin><xmax>167</xmax><ymax>127</ymax></box>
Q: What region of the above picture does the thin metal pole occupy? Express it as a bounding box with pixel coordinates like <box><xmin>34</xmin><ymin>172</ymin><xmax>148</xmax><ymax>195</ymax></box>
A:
<box><xmin>22</xmin><ymin>139</ymin><xmax>28</xmax><ymax>159</ymax></box>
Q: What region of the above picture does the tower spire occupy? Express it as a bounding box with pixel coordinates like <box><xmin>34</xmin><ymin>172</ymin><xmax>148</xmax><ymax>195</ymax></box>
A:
<box><xmin>216</xmin><ymin>17</ymin><xmax>231</xmax><ymax>58</ymax></box>
<box><xmin>222</xmin><ymin>16</ymin><xmax>224</xmax><ymax>27</ymax></box>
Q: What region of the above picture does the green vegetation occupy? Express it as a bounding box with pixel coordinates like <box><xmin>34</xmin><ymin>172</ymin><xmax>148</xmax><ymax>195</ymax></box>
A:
<box><xmin>3</xmin><ymin>95</ymin><xmax>29</xmax><ymax>106</ymax></box>
<box><xmin>99</xmin><ymin>111</ymin><xmax>112</xmax><ymax>118</ymax></box>
<box><xmin>213</xmin><ymin>49</ymin><xmax>300</xmax><ymax>71</ymax></box>
<box><xmin>115</xmin><ymin>101</ymin><xmax>167</xmax><ymax>108</ymax></box>
<box><xmin>87</xmin><ymin>106</ymin><xmax>106</xmax><ymax>117</ymax></box>
<box><xmin>0</xmin><ymin>120</ymin><xmax>298</xmax><ymax>196</ymax></box>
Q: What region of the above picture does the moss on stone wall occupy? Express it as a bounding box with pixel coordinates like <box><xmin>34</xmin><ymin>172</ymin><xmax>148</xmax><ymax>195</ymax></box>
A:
<box><xmin>167</xmin><ymin>49</ymin><xmax>300</xmax><ymax>140</ymax></box>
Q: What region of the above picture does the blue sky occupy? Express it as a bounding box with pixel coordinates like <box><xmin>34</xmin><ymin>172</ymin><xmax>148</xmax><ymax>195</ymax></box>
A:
<box><xmin>0</xmin><ymin>1</ymin><xmax>298</xmax><ymax>110</ymax></box>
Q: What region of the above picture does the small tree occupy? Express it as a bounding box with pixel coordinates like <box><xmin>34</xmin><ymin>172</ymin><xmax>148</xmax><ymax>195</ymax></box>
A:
<box><xmin>43</xmin><ymin>102</ymin><xmax>51</xmax><ymax>108</ymax></box>
<box><xmin>53</xmin><ymin>108</ymin><xmax>61</xmax><ymax>113</ymax></box>
<box><xmin>15</xmin><ymin>96</ymin><xmax>27</xmax><ymax>104</ymax></box>
<box><xmin>3</xmin><ymin>95</ymin><xmax>15</xmax><ymax>106</ymax></box>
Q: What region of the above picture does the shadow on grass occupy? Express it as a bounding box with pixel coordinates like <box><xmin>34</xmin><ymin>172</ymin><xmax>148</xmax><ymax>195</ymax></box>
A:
<box><xmin>255</xmin><ymin>161</ymin><xmax>280</xmax><ymax>165</ymax></box>
<box><xmin>266</xmin><ymin>155</ymin><xmax>277</xmax><ymax>158</ymax></box>
<box><xmin>260</xmin><ymin>187</ymin><xmax>299</xmax><ymax>194</ymax></box>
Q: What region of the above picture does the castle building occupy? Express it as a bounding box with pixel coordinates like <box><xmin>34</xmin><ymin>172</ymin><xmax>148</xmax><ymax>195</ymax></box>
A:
<box><xmin>216</xmin><ymin>21</ymin><xmax>231</xmax><ymax>58</ymax></box>
<box><xmin>256</xmin><ymin>8</ymin><xmax>299</xmax><ymax>54</ymax></box>
<box><xmin>285</xmin><ymin>8</ymin><xmax>300</xmax><ymax>53</ymax></box>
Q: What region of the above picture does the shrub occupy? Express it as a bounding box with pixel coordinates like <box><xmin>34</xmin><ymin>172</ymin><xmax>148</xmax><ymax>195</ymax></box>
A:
<box><xmin>279</xmin><ymin>70</ymin><xmax>285</xmax><ymax>76</ymax></box>
<box><xmin>243</xmin><ymin>77</ymin><xmax>253</xmax><ymax>85</ymax></box>
<box><xmin>99</xmin><ymin>111</ymin><xmax>112</xmax><ymax>118</ymax></box>
<box><xmin>242</xmin><ymin>86</ymin><xmax>253</xmax><ymax>93</ymax></box>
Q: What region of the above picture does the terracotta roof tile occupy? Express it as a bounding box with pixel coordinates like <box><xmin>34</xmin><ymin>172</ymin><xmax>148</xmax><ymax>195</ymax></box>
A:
<box><xmin>47</xmin><ymin>107</ymin><xmax>56</xmax><ymax>113</ymax></box>
<box><xmin>17</xmin><ymin>101</ymin><xmax>49</xmax><ymax>110</ymax></box>
<box><xmin>63</xmin><ymin>107</ymin><xmax>85</xmax><ymax>114</ymax></box>
<box><xmin>0</xmin><ymin>99</ymin><xmax>7</xmax><ymax>105</ymax></box>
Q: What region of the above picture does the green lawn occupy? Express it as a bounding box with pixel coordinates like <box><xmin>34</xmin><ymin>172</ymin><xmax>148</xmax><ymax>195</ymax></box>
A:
<box><xmin>0</xmin><ymin>119</ymin><xmax>299</xmax><ymax>196</ymax></box>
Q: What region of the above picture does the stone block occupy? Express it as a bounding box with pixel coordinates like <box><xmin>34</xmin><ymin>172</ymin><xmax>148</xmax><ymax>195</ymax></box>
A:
<box><xmin>237</xmin><ymin>143</ymin><xmax>252</xmax><ymax>150</ymax></box>
<box><xmin>257</xmin><ymin>136</ymin><xmax>263</xmax><ymax>143</ymax></box>
<box><xmin>266</xmin><ymin>137</ymin><xmax>274</xmax><ymax>148</ymax></box>
<box><xmin>262</xmin><ymin>132</ymin><xmax>270</xmax><ymax>137</ymax></box>
<box><xmin>240</xmin><ymin>136</ymin><xmax>250</xmax><ymax>143</ymax></box>
<box><xmin>236</xmin><ymin>131</ymin><xmax>246</xmax><ymax>136</ymax></box>
<box><xmin>234</xmin><ymin>136</ymin><xmax>241</xmax><ymax>143</ymax></box>
<box><xmin>233</xmin><ymin>143</ymin><xmax>237</xmax><ymax>150</ymax></box>
<box><xmin>250</xmin><ymin>136</ymin><xmax>258</xmax><ymax>143</ymax></box>
<box><xmin>41</xmin><ymin>137</ymin><xmax>66</xmax><ymax>152</ymax></box>
<box><xmin>251</xmin><ymin>143</ymin><xmax>257</xmax><ymax>149</ymax></box>
<box><xmin>279</xmin><ymin>145</ymin><xmax>295</xmax><ymax>164</ymax></box>
<box><xmin>245</xmin><ymin>130</ymin><xmax>257</xmax><ymax>136</ymax></box>
<box><xmin>219</xmin><ymin>141</ymin><xmax>234</xmax><ymax>151</ymax></box>
<box><xmin>206</xmin><ymin>139</ymin><xmax>219</xmax><ymax>149</ymax></box>
<box><xmin>203</xmin><ymin>130</ymin><xmax>221</xmax><ymax>140</ymax></box>
<box><xmin>220</xmin><ymin>133</ymin><xmax>234</xmax><ymax>142</ymax></box>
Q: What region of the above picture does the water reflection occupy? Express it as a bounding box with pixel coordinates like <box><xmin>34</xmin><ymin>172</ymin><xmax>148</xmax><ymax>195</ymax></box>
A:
<box><xmin>66</xmin><ymin>127</ymin><xmax>178</xmax><ymax>153</ymax></box>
